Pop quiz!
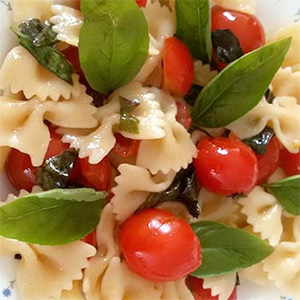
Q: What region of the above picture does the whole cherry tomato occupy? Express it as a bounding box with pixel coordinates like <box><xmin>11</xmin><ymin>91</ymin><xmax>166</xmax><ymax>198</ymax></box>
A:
<box><xmin>81</xmin><ymin>230</ymin><xmax>97</xmax><ymax>247</ymax></box>
<box><xmin>163</xmin><ymin>37</ymin><xmax>194</xmax><ymax>97</ymax></box>
<box><xmin>77</xmin><ymin>156</ymin><xmax>111</xmax><ymax>191</ymax></box>
<box><xmin>187</xmin><ymin>277</ymin><xmax>237</xmax><ymax>300</ymax></box>
<box><xmin>256</xmin><ymin>137</ymin><xmax>280</xmax><ymax>184</ymax></box>
<box><xmin>194</xmin><ymin>137</ymin><xmax>258</xmax><ymax>195</ymax></box>
<box><xmin>280</xmin><ymin>147</ymin><xmax>300</xmax><ymax>176</ymax></box>
<box><xmin>176</xmin><ymin>101</ymin><xmax>192</xmax><ymax>130</ymax></box>
<box><xmin>113</xmin><ymin>133</ymin><xmax>140</xmax><ymax>157</ymax></box>
<box><xmin>119</xmin><ymin>208</ymin><xmax>202</xmax><ymax>282</ymax></box>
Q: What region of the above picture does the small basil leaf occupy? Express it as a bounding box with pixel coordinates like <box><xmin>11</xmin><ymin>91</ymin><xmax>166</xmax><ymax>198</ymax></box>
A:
<box><xmin>36</xmin><ymin>148</ymin><xmax>78</xmax><ymax>191</ymax></box>
<box><xmin>184</xmin><ymin>84</ymin><xmax>203</xmax><ymax>106</ymax></box>
<box><xmin>176</xmin><ymin>0</ymin><xmax>212</xmax><ymax>63</ymax></box>
<box><xmin>266</xmin><ymin>175</ymin><xmax>300</xmax><ymax>216</ymax></box>
<box><xmin>191</xmin><ymin>37</ymin><xmax>292</xmax><ymax>128</ymax></box>
<box><xmin>79</xmin><ymin>0</ymin><xmax>149</xmax><ymax>94</ymax></box>
<box><xmin>0</xmin><ymin>188</ymin><xmax>107</xmax><ymax>245</ymax></box>
<box><xmin>243</xmin><ymin>127</ymin><xmax>274</xmax><ymax>155</ymax></box>
<box><xmin>211</xmin><ymin>29</ymin><xmax>243</xmax><ymax>63</ymax></box>
<box><xmin>140</xmin><ymin>165</ymin><xmax>200</xmax><ymax>218</ymax></box>
<box><xmin>264</xmin><ymin>88</ymin><xmax>275</xmax><ymax>104</ymax></box>
<box><xmin>191</xmin><ymin>221</ymin><xmax>274</xmax><ymax>277</ymax></box>
<box><xmin>119</xmin><ymin>96</ymin><xmax>140</xmax><ymax>134</ymax></box>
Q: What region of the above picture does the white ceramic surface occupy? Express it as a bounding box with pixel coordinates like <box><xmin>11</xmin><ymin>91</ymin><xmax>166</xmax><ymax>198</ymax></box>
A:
<box><xmin>0</xmin><ymin>1</ymin><xmax>299</xmax><ymax>299</ymax></box>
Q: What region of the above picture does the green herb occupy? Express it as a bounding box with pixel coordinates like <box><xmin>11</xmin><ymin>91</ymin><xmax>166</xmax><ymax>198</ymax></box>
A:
<box><xmin>184</xmin><ymin>84</ymin><xmax>203</xmax><ymax>106</ymax></box>
<box><xmin>266</xmin><ymin>175</ymin><xmax>300</xmax><ymax>216</ymax></box>
<box><xmin>191</xmin><ymin>37</ymin><xmax>292</xmax><ymax>128</ymax></box>
<box><xmin>36</xmin><ymin>148</ymin><xmax>78</xmax><ymax>191</ymax></box>
<box><xmin>0</xmin><ymin>188</ymin><xmax>107</xmax><ymax>245</ymax></box>
<box><xmin>139</xmin><ymin>165</ymin><xmax>200</xmax><ymax>218</ymax></box>
<box><xmin>79</xmin><ymin>0</ymin><xmax>149</xmax><ymax>95</ymax></box>
<box><xmin>191</xmin><ymin>221</ymin><xmax>274</xmax><ymax>277</ymax></box>
<box><xmin>119</xmin><ymin>96</ymin><xmax>140</xmax><ymax>134</ymax></box>
<box><xmin>12</xmin><ymin>19</ymin><xmax>74</xmax><ymax>84</ymax></box>
<box><xmin>243</xmin><ymin>127</ymin><xmax>274</xmax><ymax>155</ymax></box>
<box><xmin>211</xmin><ymin>29</ymin><xmax>243</xmax><ymax>64</ymax></box>
<box><xmin>175</xmin><ymin>0</ymin><xmax>212</xmax><ymax>63</ymax></box>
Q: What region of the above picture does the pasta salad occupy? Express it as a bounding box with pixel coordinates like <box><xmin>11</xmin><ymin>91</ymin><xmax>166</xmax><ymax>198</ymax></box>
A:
<box><xmin>0</xmin><ymin>0</ymin><xmax>299</xmax><ymax>300</ymax></box>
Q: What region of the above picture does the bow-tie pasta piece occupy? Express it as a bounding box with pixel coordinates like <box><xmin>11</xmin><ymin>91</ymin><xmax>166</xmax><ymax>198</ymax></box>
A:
<box><xmin>0</xmin><ymin>95</ymin><xmax>97</xmax><ymax>166</ymax></box>
<box><xmin>0</xmin><ymin>47</ymin><xmax>85</xmax><ymax>101</ymax></box>
<box><xmin>226</xmin><ymin>96</ymin><xmax>300</xmax><ymax>153</ymax></box>
<box><xmin>212</xmin><ymin>0</ymin><xmax>256</xmax><ymax>14</ymax></box>
<box><xmin>194</xmin><ymin>60</ymin><xmax>218</xmax><ymax>87</ymax></box>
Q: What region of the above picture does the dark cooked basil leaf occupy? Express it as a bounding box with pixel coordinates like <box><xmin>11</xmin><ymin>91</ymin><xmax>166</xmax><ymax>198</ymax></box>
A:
<box><xmin>79</xmin><ymin>0</ymin><xmax>149</xmax><ymax>94</ymax></box>
<box><xmin>36</xmin><ymin>148</ymin><xmax>78</xmax><ymax>191</ymax></box>
<box><xmin>119</xmin><ymin>96</ymin><xmax>140</xmax><ymax>134</ymax></box>
<box><xmin>139</xmin><ymin>165</ymin><xmax>200</xmax><ymax>218</ymax></box>
<box><xmin>176</xmin><ymin>0</ymin><xmax>212</xmax><ymax>62</ymax></box>
<box><xmin>264</xmin><ymin>88</ymin><xmax>275</xmax><ymax>104</ymax></box>
<box><xmin>0</xmin><ymin>188</ymin><xmax>106</xmax><ymax>245</ymax></box>
<box><xmin>212</xmin><ymin>29</ymin><xmax>243</xmax><ymax>63</ymax></box>
<box><xmin>191</xmin><ymin>221</ymin><xmax>274</xmax><ymax>277</ymax></box>
<box><xmin>266</xmin><ymin>175</ymin><xmax>300</xmax><ymax>216</ymax></box>
<box><xmin>184</xmin><ymin>84</ymin><xmax>203</xmax><ymax>106</ymax></box>
<box><xmin>191</xmin><ymin>38</ymin><xmax>291</xmax><ymax>128</ymax></box>
<box><xmin>243</xmin><ymin>127</ymin><xmax>274</xmax><ymax>155</ymax></box>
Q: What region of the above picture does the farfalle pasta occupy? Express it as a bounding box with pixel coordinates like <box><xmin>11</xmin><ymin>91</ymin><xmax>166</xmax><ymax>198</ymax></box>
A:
<box><xmin>212</xmin><ymin>0</ymin><xmax>256</xmax><ymax>14</ymax></box>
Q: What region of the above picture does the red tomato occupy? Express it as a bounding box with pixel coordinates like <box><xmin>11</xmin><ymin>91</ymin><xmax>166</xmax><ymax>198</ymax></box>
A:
<box><xmin>119</xmin><ymin>208</ymin><xmax>201</xmax><ymax>282</ymax></box>
<box><xmin>176</xmin><ymin>101</ymin><xmax>192</xmax><ymax>130</ymax></box>
<box><xmin>5</xmin><ymin>150</ymin><xmax>37</xmax><ymax>192</ymax></box>
<box><xmin>163</xmin><ymin>37</ymin><xmax>194</xmax><ymax>97</ymax></box>
<box><xmin>135</xmin><ymin>0</ymin><xmax>147</xmax><ymax>7</ymax></box>
<box><xmin>187</xmin><ymin>277</ymin><xmax>237</xmax><ymax>300</ymax></box>
<box><xmin>81</xmin><ymin>230</ymin><xmax>97</xmax><ymax>247</ymax></box>
<box><xmin>256</xmin><ymin>137</ymin><xmax>280</xmax><ymax>184</ymax></box>
<box><xmin>280</xmin><ymin>147</ymin><xmax>300</xmax><ymax>176</ymax></box>
<box><xmin>113</xmin><ymin>133</ymin><xmax>140</xmax><ymax>157</ymax></box>
<box><xmin>194</xmin><ymin>137</ymin><xmax>258</xmax><ymax>195</ymax></box>
<box><xmin>78</xmin><ymin>156</ymin><xmax>111</xmax><ymax>191</ymax></box>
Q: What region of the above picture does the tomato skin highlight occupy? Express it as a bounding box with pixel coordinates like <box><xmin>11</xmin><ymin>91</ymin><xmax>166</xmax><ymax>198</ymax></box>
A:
<box><xmin>187</xmin><ymin>277</ymin><xmax>237</xmax><ymax>300</ymax></box>
<box><xmin>176</xmin><ymin>101</ymin><xmax>192</xmax><ymax>130</ymax></box>
<box><xmin>256</xmin><ymin>137</ymin><xmax>280</xmax><ymax>184</ymax></box>
<box><xmin>113</xmin><ymin>133</ymin><xmax>140</xmax><ymax>157</ymax></box>
<box><xmin>163</xmin><ymin>37</ymin><xmax>194</xmax><ymax>97</ymax></box>
<box><xmin>119</xmin><ymin>208</ymin><xmax>202</xmax><ymax>282</ymax></box>
<box><xmin>280</xmin><ymin>148</ymin><xmax>300</xmax><ymax>176</ymax></box>
<box><xmin>194</xmin><ymin>137</ymin><xmax>258</xmax><ymax>195</ymax></box>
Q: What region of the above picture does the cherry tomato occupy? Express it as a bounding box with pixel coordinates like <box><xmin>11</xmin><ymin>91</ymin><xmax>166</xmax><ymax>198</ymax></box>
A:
<box><xmin>176</xmin><ymin>101</ymin><xmax>192</xmax><ymax>130</ymax></box>
<box><xmin>5</xmin><ymin>150</ymin><xmax>37</xmax><ymax>192</ymax></box>
<box><xmin>77</xmin><ymin>156</ymin><xmax>111</xmax><ymax>191</ymax></box>
<box><xmin>113</xmin><ymin>133</ymin><xmax>140</xmax><ymax>157</ymax></box>
<box><xmin>163</xmin><ymin>37</ymin><xmax>194</xmax><ymax>97</ymax></box>
<box><xmin>81</xmin><ymin>230</ymin><xmax>97</xmax><ymax>247</ymax></box>
<box><xmin>211</xmin><ymin>5</ymin><xmax>265</xmax><ymax>54</ymax></box>
<box><xmin>280</xmin><ymin>147</ymin><xmax>300</xmax><ymax>176</ymax></box>
<box><xmin>256</xmin><ymin>137</ymin><xmax>280</xmax><ymax>184</ymax></box>
<box><xmin>135</xmin><ymin>0</ymin><xmax>147</xmax><ymax>7</ymax></box>
<box><xmin>187</xmin><ymin>277</ymin><xmax>237</xmax><ymax>300</ymax></box>
<box><xmin>119</xmin><ymin>208</ymin><xmax>201</xmax><ymax>282</ymax></box>
<box><xmin>194</xmin><ymin>137</ymin><xmax>258</xmax><ymax>195</ymax></box>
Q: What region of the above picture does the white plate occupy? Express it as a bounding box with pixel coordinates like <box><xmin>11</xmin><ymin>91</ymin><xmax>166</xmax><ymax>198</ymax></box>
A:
<box><xmin>0</xmin><ymin>1</ymin><xmax>299</xmax><ymax>299</ymax></box>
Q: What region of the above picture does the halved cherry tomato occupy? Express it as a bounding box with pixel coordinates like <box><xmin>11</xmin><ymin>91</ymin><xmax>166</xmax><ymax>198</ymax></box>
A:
<box><xmin>256</xmin><ymin>137</ymin><xmax>280</xmax><ymax>184</ymax></box>
<box><xmin>187</xmin><ymin>277</ymin><xmax>237</xmax><ymax>300</ymax></box>
<box><xmin>119</xmin><ymin>208</ymin><xmax>201</xmax><ymax>282</ymax></box>
<box><xmin>280</xmin><ymin>147</ymin><xmax>300</xmax><ymax>176</ymax></box>
<box><xmin>113</xmin><ymin>133</ymin><xmax>140</xmax><ymax>157</ymax></box>
<box><xmin>135</xmin><ymin>0</ymin><xmax>147</xmax><ymax>7</ymax></box>
<box><xmin>81</xmin><ymin>230</ymin><xmax>97</xmax><ymax>247</ymax></box>
<box><xmin>77</xmin><ymin>156</ymin><xmax>111</xmax><ymax>191</ymax></box>
<box><xmin>176</xmin><ymin>101</ymin><xmax>192</xmax><ymax>130</ymax></box>
<box><xmin>163</xmin><ymin>37</ymin><xmax>194</xmax><ymax>97</ymax></box>
<box><xmin>194</xmin><ymin>137</ymin><xmax>258</xmax><ymax>195</ymax></box>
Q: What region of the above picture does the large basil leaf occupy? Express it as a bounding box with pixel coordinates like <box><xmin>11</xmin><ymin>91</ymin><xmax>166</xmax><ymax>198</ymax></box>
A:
<box><xmin>191</xmin><ymin>38</ymin><xmax>291</xmax><ymax>128</ymax></box>
<box><xmin>267</xmin><ymin>175</ymin><xmax>300</xmax><ymax>216</ymax></box>
<box><xmin>176</xmin><ymin>0</ymin><xmax>211</xmax><ymax>63</ymax></box>
<box><xmin>191</xmin><ymin>221</ymin><xmax>274</xmax><ymax>277</ymax></box>
<box><xmin>79</xmin><ymin>0</ymin><xmax>149</xmax><ymax>95</ymax></box>
<box><xmin>0</xmin><ymin>189</ymin><xmax>107</xmax><ymax>245</ymax></box>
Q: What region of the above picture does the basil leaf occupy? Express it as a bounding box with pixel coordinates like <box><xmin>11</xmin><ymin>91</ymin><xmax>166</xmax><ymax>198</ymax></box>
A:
<box><xmin>191</xmin><ymin>221</ymin><xmax>274</xmax><ymax>277</ymax></box>
<box><xmin>0</xmin><ymin>188</ymin><xmax>107</xmax><ymax>245</ymax></box>
<box><xmin>139</xmin><ymin>165</ymin><xmax>200</xmax><ymax>218</ymax></box>
<box><xmin>211</xmin><ymin>29</ymin><xmax>243</xmax><ymax>63</ymax></box>
<box><xmin>266</xmin><ymin>175</ymin><xmax>300</xmax><ymax>216</ymax></box>
<box><xmin>119</xmin><ymin>96</ymin><xmax>140</xmax><ymax>134</ymax></box>
<box><xmin>184</xmin><ymin>84</ymin><xmax>203</xmax><ymax>106</ymax></box>
<box><xmin>191</xmin><ymin>37</ymin><xmax>292</xmax><ymax>128</ymax></box>
<box><xmin>243</xmin><ymin>127</ymin><xmax>274</xmax><ymax>155</ymax></box>
<box><xmin>176</xmin><ymin>0</ymin><xmax>212</xmax><ymax>63</ymax></box>
<box><xmin>79</xmin><ymin>0</ymin><xmax>149</xmax><ymax>95</ymax></box>
<box><xmin>36</xmin><ymin>148</ymin><xmax>78</xmax><ymax>191</ymax></box>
